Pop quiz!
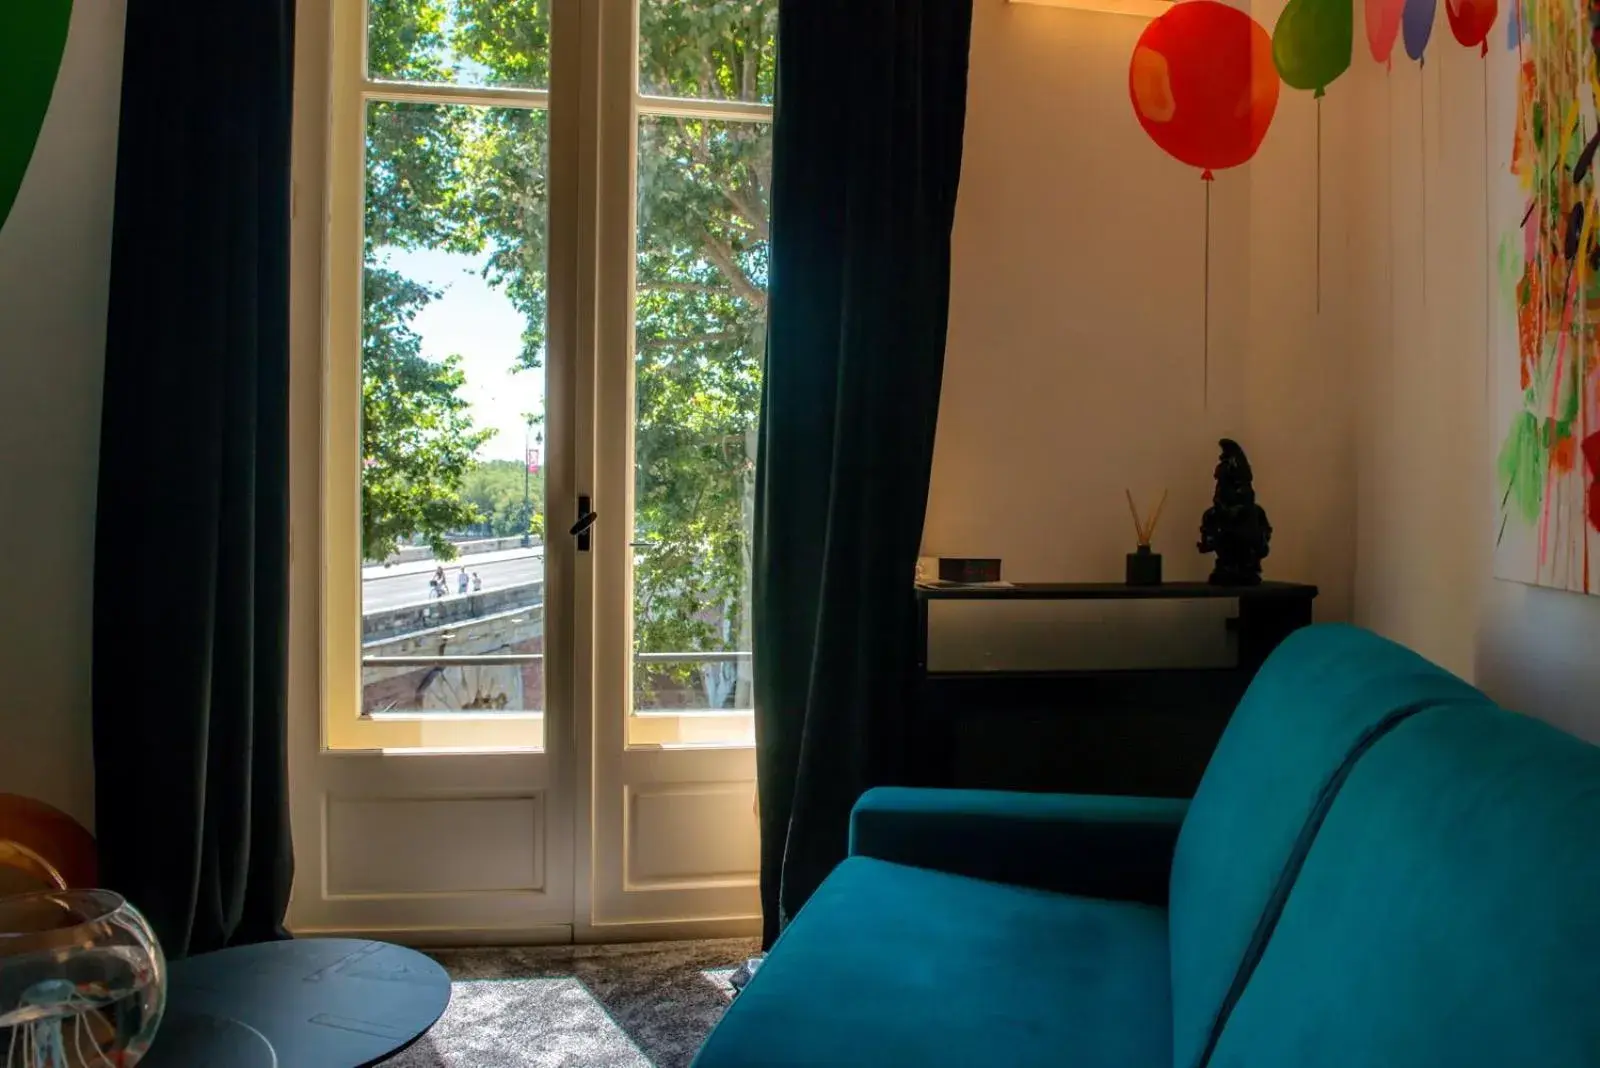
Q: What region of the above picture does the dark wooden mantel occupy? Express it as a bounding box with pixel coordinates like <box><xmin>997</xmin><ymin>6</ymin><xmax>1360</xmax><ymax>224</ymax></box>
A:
<box><xmin>911</xmin><ymin>580</ymin><xmax>1319</xmax><ymax>798</ymax></box>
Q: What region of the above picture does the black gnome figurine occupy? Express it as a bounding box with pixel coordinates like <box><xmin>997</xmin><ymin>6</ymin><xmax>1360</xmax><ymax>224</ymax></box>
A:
<box><xmin>1198</xmin><ymin>439</ymin><xmax>1272</xmax><ymax>586</ymax></box>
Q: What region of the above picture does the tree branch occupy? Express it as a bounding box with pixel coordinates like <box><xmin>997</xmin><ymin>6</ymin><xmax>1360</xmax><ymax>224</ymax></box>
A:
<box><xmin>637</xmin><ymin>330</ymin><xmax>742</xmax><ymax>350</ymax></box>
<box><xmin>700</xmin><ymin>232</ymin><xmax>765</xmax><ymax>307</ymax></box>
<box><xmin>671</xmin><ymin>116</ymin><xmax>771</xmax><ymax>243</ymax></box>
<box><xmin>638</xmin><ymin>281</ymin><xmax>736</xmax><ymax>295</ymax></box>
<box><xmin>722</xmin><ymin>184</ymin><xmax>770</xmax><ymax>243</ymax></box>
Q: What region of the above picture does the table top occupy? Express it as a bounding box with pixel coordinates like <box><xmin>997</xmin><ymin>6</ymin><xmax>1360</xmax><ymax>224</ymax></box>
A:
<box><xmin>915</xmin><ymin>580</ymin><xmax>1319</xmax><ymax>601</ymax></box>
<box><xmin>148</xmin><ymin>938</ymin><xmax>450</xmax><ymax>1068</ymax></box>
<box><xmin>142</xmin><ymin>1009</ymin><xmax>278</xmax><ymax>1068</ymax></box>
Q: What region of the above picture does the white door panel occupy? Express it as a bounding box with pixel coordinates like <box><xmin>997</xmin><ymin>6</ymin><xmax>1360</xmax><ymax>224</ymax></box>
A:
<box><xmin>582</xmin><ymin>0</ymin><xmax>768</xmax><ymax>935</ymax></box>
<box><xmin>291</xmin><ymin>751</ymin><xmax>575</xmax><ymax>940</ymax></box>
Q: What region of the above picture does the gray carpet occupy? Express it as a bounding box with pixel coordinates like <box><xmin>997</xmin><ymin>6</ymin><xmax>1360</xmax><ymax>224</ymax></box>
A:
<box><xmin>379</xmin><ymin>938</ymin><xmax>760</xmax><ymax>1068</ymax></box>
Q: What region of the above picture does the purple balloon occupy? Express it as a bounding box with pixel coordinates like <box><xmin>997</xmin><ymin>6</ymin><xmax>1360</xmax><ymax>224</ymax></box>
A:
<box><xmin>1403</xmin><ymin>0</ymin><xmax>1436</xmax><ymax>59</ymax></box>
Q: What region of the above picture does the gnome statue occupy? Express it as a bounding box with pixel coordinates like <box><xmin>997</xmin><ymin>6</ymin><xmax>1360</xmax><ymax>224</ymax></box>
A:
<box><xmin>1197</xmin><ymin>438</ymin><xmax>1271</xmax><ymax>586</ymax></box>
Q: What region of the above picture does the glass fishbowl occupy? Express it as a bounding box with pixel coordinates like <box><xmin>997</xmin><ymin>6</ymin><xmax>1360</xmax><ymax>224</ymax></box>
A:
<box><xmin>0</xmin><ymin>889</ymin><xmax>166</xmax><ymax>1067</ymax></box>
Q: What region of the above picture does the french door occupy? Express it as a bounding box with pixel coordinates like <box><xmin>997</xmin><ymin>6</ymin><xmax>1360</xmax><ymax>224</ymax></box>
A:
<box><xmin>585</xmin><ymin>0</ymin><xmax>767</xmax><ymax>933</ymax></box>
<box><xmin>287</xmin><ymin>0</ymin><xmax>764</xmax><ymax>942</ymax></box>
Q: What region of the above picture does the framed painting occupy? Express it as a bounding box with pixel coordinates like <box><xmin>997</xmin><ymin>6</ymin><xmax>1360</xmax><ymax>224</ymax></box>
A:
<box><xmin>1492</xmin><ymin>0</ymin><xmax>1600</xmax><ymax>595</ymax></box>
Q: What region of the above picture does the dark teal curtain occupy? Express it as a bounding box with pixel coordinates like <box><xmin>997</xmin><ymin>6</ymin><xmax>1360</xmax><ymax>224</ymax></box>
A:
<box><xmin>753</xmin><ymin>1</ymin><xmax>973</xmax><ymax>948</ymax></box>
<box><xmin>93</xmin><ymin>0</ymin><xmax>295</xmax><ymax>958</ymax></box>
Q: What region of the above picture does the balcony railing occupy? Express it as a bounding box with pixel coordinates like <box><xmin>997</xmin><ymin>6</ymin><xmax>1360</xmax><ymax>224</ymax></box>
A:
<box><xmin>362</xmin><ymin>652</ymin><xmax>752</xmax><ymax>717</ymax></box>
<box><xmin>361</xmin><ymin>651</ymin><xmax>751</xmax><ymax>668</ymax></box>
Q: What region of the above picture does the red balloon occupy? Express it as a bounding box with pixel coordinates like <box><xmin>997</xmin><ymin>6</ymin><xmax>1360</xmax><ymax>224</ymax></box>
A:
<box><xmin>1446</xmin><ymin>0</ymin><xmax>1497</xmax><ymax>54</ymax></box>
<box><xmin>1130</xmin><ymin>1</ymin><xmax>1281</xmax><ymax>180</ymax></box>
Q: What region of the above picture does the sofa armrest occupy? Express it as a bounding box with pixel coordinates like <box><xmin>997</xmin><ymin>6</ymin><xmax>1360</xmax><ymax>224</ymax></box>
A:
<box><xmin>849</xmin><ymin>787</ymin><xmax>1188</xmax><ymax>905</ymax></box>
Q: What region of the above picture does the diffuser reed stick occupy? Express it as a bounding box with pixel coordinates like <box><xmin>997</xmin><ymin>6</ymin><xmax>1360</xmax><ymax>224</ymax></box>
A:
<box><xmin>1125</xmin><ymin>489</ymin><xmax>1145</xmax><ymax>545</ymax></box>
<box><xmin>1145</xmin><ymin>489</ymin><xmax>1169</xmax><ymax>544</ymax></box>
<box><xmin>1126</xmin><ymin>489</ymin><xmax>1170</xmax><ymax>547</ymax></box>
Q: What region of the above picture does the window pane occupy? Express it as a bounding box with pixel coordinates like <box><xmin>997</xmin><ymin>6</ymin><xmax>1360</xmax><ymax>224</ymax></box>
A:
<box><xmin>631</xmin><ymin>116</ymin><xmax>770</xmax><ymax>735</ymax></box>
<box><xmin>638</xmin><ymin>0</ymin><xmax>777</xmax><ymax>104</ymax></box>
<box><xmin>368</xmin><ymin>0</ymin><xmax>550</xmax><ymax>90</ymax></box>
<box><xmin>361</xmin><ymin>101</ymin><xmax>550</xmax><ymax>717</ymax></box>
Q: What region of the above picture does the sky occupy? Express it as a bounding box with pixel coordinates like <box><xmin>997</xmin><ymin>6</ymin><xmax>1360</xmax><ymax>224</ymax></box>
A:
<box><xmin>378</xmin><ymin>245</ymin><xmax>541</xmax><ymax>464</ymax></box>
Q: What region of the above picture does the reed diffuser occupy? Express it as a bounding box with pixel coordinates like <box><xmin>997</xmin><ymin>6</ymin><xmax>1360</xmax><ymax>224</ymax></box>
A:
<box><xmin>1125</xmin><ymin>488</ymin><xmax>1168</xmax><ymax>586</ymax></box>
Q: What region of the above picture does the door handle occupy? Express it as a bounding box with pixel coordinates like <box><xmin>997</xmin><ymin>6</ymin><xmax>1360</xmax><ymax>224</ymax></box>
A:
<box><xmin>571</xmin><ymin>496</ymin><xmax>597</xmax><ymax>551</ymax></box>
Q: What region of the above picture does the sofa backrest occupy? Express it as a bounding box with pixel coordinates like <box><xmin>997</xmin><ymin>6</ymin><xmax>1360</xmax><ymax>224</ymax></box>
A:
<box><xmin>1205</xmin><ymin>701</ymin><xmax>1600</xmax><ymax>1068</ymax></box>
<box><xmin>1168</xmin><ymin>624</ymin><xmax>1488</xmax><ymax>1068</ymax></box>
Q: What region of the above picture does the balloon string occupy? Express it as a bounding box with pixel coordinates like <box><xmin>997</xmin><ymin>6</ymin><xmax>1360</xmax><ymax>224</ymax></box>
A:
<box><xmin>1204</xmin><ymin>177</ymin><xmax>1211</xmax><ymax>411</ymax></box>
<box><xmin>1438</xmin><ymin>56</ymin><xmax>1446</xmax><ymax>155</ymax></box>
<box><xmin>1421</xmin><ymin>62</ymin><xmax>1428</xmax><ymax>307</ymax></box>
<box><xmin>1317</xmin><ymin>95</ymin><xmax>1323</xmax><ymax>315</ymax></box>
<box><xmin>1483</xmin><ymin>59</ymin><xmax>1491</xmax><ymax>411</ymax></box>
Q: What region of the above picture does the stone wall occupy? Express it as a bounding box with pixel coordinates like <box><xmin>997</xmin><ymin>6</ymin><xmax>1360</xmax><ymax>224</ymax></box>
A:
<box><xmin>362</xmin><ymin>601</ymin><xmax>544</xmax><ymax>713</ymax></box>
<box><xmin>362</xmin><ymin>581</ymin><xmax>543</xmax><ymax>642</ymax></box>
<box><xmin>375</xmin><ymin>536</ymin><xmax>538</xmax><ymax>566</ymax></box>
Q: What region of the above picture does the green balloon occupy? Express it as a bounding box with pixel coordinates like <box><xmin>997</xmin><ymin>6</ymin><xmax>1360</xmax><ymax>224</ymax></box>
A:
<box><xmin>1272</xmin><ymin>0</ymin><xmax>1354</xmax><ymax>96</ymax></box>
<box><xmin>0</xmin><ymin>1</ymin><xmax>74</xmax><ymax>233</ymax></box>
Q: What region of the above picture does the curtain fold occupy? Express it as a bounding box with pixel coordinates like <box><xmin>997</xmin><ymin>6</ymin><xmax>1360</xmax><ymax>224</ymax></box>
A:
<box><xmin>93</xmin><ymin>0</ymin><xmax>295</xmax><ymax>959</ymax></box>
<box><xmin>753</xmin><ymin>0</ymin><xmax>973</xmax><ymax>949</ymax></box>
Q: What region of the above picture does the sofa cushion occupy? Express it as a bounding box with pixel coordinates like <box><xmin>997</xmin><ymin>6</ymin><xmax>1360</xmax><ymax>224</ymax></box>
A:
<box><xmin>1207</xmin><ymin>702</ymin><xmax>1600</xmax><ymax>1068</ymax></box>
<box><xmin>1169</xmin><ymin>623</ymin><xmax>1489</xmax><ymax>1068</ymax></box>
<box><xmin>693</xmin><ymin>857</ymin><xmax>1172</xmax><ymax>1068</ymax></box>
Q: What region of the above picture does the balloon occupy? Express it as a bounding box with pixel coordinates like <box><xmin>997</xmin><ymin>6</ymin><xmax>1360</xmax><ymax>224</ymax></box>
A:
<box><xmin>1507</xmin><ymin>0</ymin><xmax>1522</xmax><ymax>47</ymax></box>
<box><xmin>1366</xmin><ymin>0</ymin><xmax>1405</xmax><ymax>65</ymax></box>
<box><xmin>1403</xmin><ymin>0</ymin><xmax>1437</xmax><ymax>60</ymax></box>
<box><xmin>0</xmin><ymin>0</ymin><xmax>73</xmax><ymax>232</ymax></box>
<box><xmin>1446</xmin><ymin>0</ymin><xmax>1497</xmax><ymax>52</ymax></box>
<box><xmin>1129</xmin><ymin>1</ymin><xmax>1281</xmax><ymax>180</ymax></box>
<box><xmin>1273</xmin><ymin>0</ymin><xmax>1355</xmax><ymax>95</ymax></box>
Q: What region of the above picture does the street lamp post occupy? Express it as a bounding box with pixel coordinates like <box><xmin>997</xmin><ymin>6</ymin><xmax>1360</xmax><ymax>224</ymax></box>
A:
<box><xmin>522</xmin><ymin>417</ymin><xmax>533</xmax><ymax>548</ymax></box>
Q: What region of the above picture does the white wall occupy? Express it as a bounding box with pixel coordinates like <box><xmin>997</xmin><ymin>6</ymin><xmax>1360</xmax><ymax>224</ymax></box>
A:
<box><xmin>0</xmin><ymin>1</ymin><xmax>126</xmax><ymax>827</ymax></box>
<box><xmin>1343</xmin><ymin>30</ymin><xmax>1600</xmax><ymax>737</ymax></box>
<box><xmin>927</xmin><ymin>0</ymin><xmax>1356</xmax><ymax>621</ymax></box>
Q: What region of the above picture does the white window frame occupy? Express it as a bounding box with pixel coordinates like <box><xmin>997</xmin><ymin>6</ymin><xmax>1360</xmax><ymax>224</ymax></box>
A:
<box><xmin>301</xmin><ymin>0</ymin><xmax>768</xmax><ymax>753</ymax></box>
<box><xmin>316</xmin><ymin>0</ymin><xmax>582</xmax><ymax>751</ymax></box>
<box><xmin>596</xmin><ymin>0</ymin><xmax>772</xmax><ymax>752</ymax></box>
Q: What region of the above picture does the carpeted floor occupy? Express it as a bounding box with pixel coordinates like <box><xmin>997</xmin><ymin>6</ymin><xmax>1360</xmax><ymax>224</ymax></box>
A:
<box><xmin>379</xmin><ymin>937</ymin><xmax>761</xmax><ymax>1068</ymax></box>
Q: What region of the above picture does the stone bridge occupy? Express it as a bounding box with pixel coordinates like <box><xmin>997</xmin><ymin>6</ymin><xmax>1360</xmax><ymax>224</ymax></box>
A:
<box><xmin>362</xmin><ymin>582</ymin><xmax>543</xmax><ymax>714</ymax></box>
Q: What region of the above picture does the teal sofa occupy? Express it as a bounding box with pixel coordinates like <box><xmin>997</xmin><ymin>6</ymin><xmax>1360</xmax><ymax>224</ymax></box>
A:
<box><xmin>694</xmin><ymin>623</ymin><xmax>1600</xmax><ymax>1067</ymax></box>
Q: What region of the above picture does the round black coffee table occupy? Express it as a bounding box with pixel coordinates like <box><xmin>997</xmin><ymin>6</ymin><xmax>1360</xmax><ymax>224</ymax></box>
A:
<box><xmin>142</xmin><ymin>938</ymin><xmax>450</xmax><ymax>1068</ymax></box>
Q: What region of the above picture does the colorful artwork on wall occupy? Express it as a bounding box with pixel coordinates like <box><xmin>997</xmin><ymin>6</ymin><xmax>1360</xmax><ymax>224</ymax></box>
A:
<box><xmin>1493</xmin><ymin>0</ymin><xmax>1600</xmax><ymax>595</ymax></box>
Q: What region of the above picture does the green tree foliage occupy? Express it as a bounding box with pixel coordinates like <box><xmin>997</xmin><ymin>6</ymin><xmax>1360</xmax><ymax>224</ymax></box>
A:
<box><xmin>361</xmin><ymin>267</ymin><xmax>492</xmax><ymax>562</ymax></box>
<box><xmin>460</xmin><ymin>459</ymin><xmax>546</xmax><ymax>539</ymax></box>
<box><xmin>361</xmin><ymin>0</ymin><xmax>492</xmax><ymax>562</ymax></box>
<box><xmin>364</xmin><ymin>0</ymin><xmax>774</xmax><ymax>682</ymax></box>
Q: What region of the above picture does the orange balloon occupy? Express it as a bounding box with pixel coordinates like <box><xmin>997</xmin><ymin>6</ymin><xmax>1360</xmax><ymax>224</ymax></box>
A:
<box><xmin>1130</xmin><ymin>1</ymin><xmax>1281</xmax><ymax>180</ymax></box>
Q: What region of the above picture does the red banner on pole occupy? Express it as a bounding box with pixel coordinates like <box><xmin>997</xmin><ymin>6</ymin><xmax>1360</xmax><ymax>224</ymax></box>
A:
<box><xmin>526</xmin><ymin>446</ymin><xmax>541</xmax><ymax>474</ymax></box>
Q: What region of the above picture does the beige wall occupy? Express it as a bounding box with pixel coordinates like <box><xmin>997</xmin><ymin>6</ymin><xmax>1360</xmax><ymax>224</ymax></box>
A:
<box><xmin>1343</xmin><ymin>29</ymin><xmax>1600</xmax><ymax>738</ymax></box>
<box><xmin>928</xmin><ymin>0</ymin><xmax>1356</xmax><ymax>621</ymax></box>
<box><xmin>936</xmin><ymin>0</ymin><xmax>1596</xmax><ymax>739</ymax></box>
<box><xmin>0</xmin><ymin>0</ymin><xmax>125</xmax><ymax>826</ymax></box>
<box><xmin>7</xmin><ymin>0</ymin><xmax>1593</xmax><ymax>827</ymax></box>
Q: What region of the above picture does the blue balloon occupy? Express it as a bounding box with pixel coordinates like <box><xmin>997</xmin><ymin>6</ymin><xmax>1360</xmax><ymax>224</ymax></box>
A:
<box><xmin>1404</xmin><ymin>0</ymin><xmax>1436</xmax><ymax>59</ymax></box>
<box><xmin>1507</xmin><ymin>0</ymin><xmax>1523</xmax><ymax>47</ymax></box>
